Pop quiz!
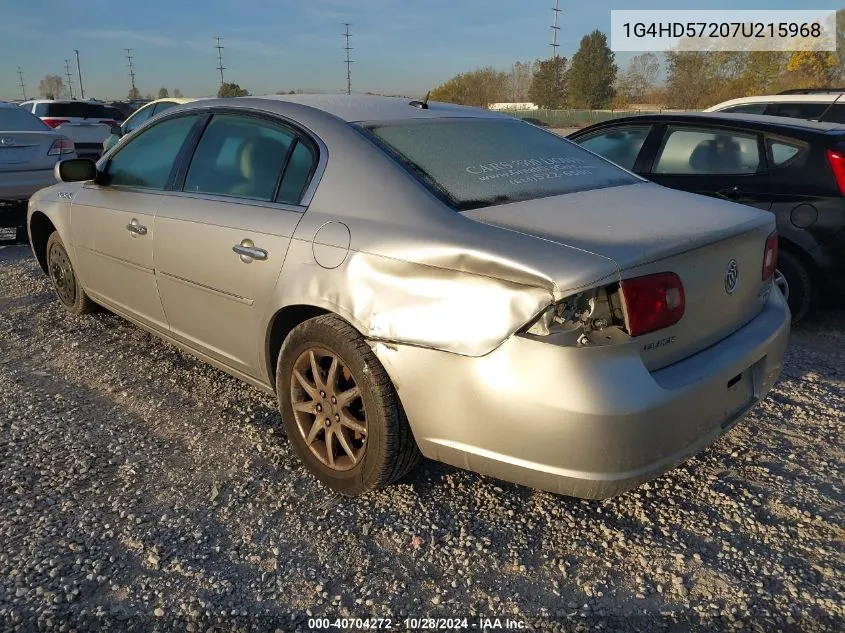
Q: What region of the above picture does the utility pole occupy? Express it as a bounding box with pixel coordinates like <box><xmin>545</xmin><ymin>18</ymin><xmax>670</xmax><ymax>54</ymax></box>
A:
<box><xmin>342</xmin><ymin>23</ymin><xmax>354</xmax><ymax>95</ymax></box>
<box><xmin>75</xmin><ymin>49</ymin><xmax>85</xmax><ymax>99</ymax></box>
<box><xmin>215</xmin><ymin>37</ymin><xmax>226</xmax><ymax>88</ymax></box>
<box><xmin>125</xmin><ymin>48</ymin><xmax>137</xmax><ymax>97</ymax></box>
<box><xmin>64</xmin><ymin>60</ymin><xmax>75</xmax><ymax>99</ymax></box>
<box><xmin>549</xmin><ymin>0</ymin><xmax>562</xmax><ymax>108</ymax></box>
<box><xmin>17</xmin><ymin>67</ymin><xmax>27</xmax><ymax>100</ymax></box>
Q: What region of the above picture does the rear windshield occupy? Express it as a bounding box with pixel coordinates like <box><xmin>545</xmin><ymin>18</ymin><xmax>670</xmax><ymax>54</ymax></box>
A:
<box><xmin>0</xmin><ymin>106</ymin><xmax>50</xmax><ymax>131</ymax></box>
<box><xmin>362</xmin><ymin>119</ymin><xmax>638</xmax><ymax>210</ymax></box>
<box><xmin>33</xmin><ymin>102</ymin><xmax>112</xmax><ymax>118</ymax></box>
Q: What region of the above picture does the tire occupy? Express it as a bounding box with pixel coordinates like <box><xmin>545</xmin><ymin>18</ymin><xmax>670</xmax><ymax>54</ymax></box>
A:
<box><xmin>276</xmin><ymin>314</ymin><xmax>420</xmax><ymax>496</ymax></box>
<box><xmin>46</xmin><ymin>232</ymin><xmax>97</xmax><ymax>315</ymax></box>
<box><xmin>777</xmin><ymin>249</ymin><xmax>815</xmax><ymax>323</ymax></box>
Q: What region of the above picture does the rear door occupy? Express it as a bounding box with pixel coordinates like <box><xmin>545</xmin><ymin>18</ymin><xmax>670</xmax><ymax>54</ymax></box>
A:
<box><xmin>154</xmin><ymin>111</ymin><xmax>318</xmax><ymax>377</ymax></box>
<box><xmin>70</xmin><ymin>113</ymin><xmax>202</xmax><ymax>330</ymax></box>
<box><xmin>643</xmin><ymin>124</ymin><xmax>773</xmax><ymax>211</ymax></box>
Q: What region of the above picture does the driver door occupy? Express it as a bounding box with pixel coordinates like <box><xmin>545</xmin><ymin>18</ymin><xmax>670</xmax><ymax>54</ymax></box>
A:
<box><xmin>71</xmin><ymin>113</ymin><xmax>202</xmax><ymax>331</ymax></box>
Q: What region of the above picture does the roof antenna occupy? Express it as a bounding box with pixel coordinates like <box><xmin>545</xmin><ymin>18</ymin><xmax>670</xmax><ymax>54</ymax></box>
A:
<box><xmin>817</xmin><ymin>93</ymin><xmax>842</xmax><ymax>122</ymax></box>
<box><xmin>410</xmin><ymin>90</ymin><xmax>430</xmax><ymax>109</ymax></box>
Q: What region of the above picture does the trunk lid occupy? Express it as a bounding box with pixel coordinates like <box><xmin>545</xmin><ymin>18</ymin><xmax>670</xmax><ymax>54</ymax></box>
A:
<box><xmin>0</xmin><ymin>131</ymin><xmax>61</xmax><ymax>170</ymax></box>
<box><xmin>464</xmin><ymin>182</ymin><xmax>776</xmax><ymax>369</ymax></box>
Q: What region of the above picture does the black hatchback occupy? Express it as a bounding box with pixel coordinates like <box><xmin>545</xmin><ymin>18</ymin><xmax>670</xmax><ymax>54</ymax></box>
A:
<box><xmin>569</xmin><ymin>112</ymin><xmax>845</xmax><ymax>322</ymax></box>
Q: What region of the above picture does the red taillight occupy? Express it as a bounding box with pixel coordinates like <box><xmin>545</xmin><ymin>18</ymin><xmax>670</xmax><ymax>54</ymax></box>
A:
<box><xmin>826</xmin><ymin>149</ymin><xmax>845</xmax><ymax>196</ymax></box>
<box><xmin>42</xmin><ymin>118</ymin><xmax>69</xmax><ymax>129</ymax></box>
<box><xmin>47</xmin><ymin>138</ymin><xmax>75</xmax><ymax>156</ymax></box>
<box><xmin>762</xmin><ymin>231</ymin><xmax>778</xmax><ymax>281</ymax></box>
<box><xmin>620</xmin><ymin>272</ymin><xmax>685</xmax><ymax>337</ymax></box>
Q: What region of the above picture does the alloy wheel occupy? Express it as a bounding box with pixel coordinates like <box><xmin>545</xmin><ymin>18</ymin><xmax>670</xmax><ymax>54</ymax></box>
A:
<box><xmin>289</xmin><ymin>347</ymin><xmax>368</xmax><ymax>471</ymax></box>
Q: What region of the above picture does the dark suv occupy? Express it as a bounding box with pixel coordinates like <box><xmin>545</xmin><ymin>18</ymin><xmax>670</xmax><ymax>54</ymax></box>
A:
<box><xmin>569</xmin><ymin>113</ymin><xmax>845</xmax><ymax>322</ymax></box>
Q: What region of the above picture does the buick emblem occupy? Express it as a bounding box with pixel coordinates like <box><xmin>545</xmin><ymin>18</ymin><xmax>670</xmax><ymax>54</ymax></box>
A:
<box><xmin>0</xmin><ymin>137</ymin><xmax>14</xmax><ymax>146</ymax></box>
<box><xmin>725</xmin><ymin>259</ymin><xmax>739</xmax><ymax>295</ymax></box>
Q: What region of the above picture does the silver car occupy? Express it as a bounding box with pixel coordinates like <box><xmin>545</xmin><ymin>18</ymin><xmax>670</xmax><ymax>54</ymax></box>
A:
<box><xmin>1</xmin><ymin>102</ymin><xmax>75</xmax><ymax>240</ymax></box>
<box><xmin>26</xmin><ymin>95</ymin><xmax>790</xmax><ymax>498</ymax></box>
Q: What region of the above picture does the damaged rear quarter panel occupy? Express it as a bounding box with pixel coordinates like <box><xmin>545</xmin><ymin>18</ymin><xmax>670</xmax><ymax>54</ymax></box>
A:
<box><xmin>267</xmin><ymin>117</ymin><xmax>620</xmax><ymax>358</ymax></box>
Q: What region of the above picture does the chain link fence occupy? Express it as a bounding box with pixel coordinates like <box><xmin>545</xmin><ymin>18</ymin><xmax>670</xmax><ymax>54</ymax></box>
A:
<box><xmin>505</xmin><ymin>109</ymin><xmax>691</xmax><ymax>128</ymax></box>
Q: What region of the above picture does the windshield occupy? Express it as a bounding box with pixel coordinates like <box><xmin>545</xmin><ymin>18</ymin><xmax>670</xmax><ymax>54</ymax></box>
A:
<box><xmin>0</xmin><ymin>106</ymin><xmax>50</xmax><ymax>131</ymax></box>
<box><xmin>363</xmin><ymin>119</ymin><xmax>638</xmax><ymax>210</ymax></box>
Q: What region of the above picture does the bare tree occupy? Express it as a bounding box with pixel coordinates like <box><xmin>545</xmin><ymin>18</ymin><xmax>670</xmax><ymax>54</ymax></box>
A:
<box><xmin>39</xmin><ymin>75</ymin><xmax>65</xmax><ymax>99</ymax></box>
<box><xmin>508</xmin><ymin>61</ymin><xmax>535</xmax><ymax>102</ymax></box>
<box><xmin>617</xmin><ymin>53</ymin><xmax>660</xmax><ymax>105</ymax></box>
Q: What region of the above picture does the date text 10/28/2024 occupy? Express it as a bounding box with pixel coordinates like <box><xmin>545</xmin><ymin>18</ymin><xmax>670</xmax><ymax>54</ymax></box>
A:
<box><xmin>308</xmin><ymin>617</ymin><xmax>528</xmax><ymax>630</ymax></box>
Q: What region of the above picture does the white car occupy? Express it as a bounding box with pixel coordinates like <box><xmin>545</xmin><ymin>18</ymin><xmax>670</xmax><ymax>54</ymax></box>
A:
<box><xmin>0</xmin><ymin>102</ymin><xmax>75</xmax><ymax>241</ymax></box>
<box><xmin>705</xmin><ymin>89</ymin><xmax>845</xmax><ymax>123</ymax></box>
<box><xmin>19</xmin><ymin>100</ymin><xmax>118</xmax><ymax>160</ymax></box>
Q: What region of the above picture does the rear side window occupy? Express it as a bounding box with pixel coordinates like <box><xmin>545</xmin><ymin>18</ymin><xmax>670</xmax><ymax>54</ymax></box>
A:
<box><xmin>767</xmin><ymin>138</ymin><xmax>807</xmax><ymax>167</ymax></box>
<box><xmin>771</xmin><ymin>102</ymin><xmax>828</xmax><ymax>120</ymax></box>
<box><xmin>106</xmin><ymin>115</ymin><xmax>198</xmax><ymax>189</ymax></box>
<box><xmin>0</xmin><ymin>107</ymin><xmax>50</xmax><ymax>131</ymax></box>
<box><xmin>123</xmin><ymin>104</ymin><xmax>154</xmax><ymax>133</ymax></box>
<box><xmin>363</xmin><ymin>119</ymin><xmax>638</xmax><ymax>210</ymax></box>
<box><xmin>576</xmin><ymin>126</ymin><xmax>651</xmax><ymax>170</ymax></box>
<box><xmin>152</xmin><ymin>101</ymin><xmax>176</xmax><ymax>116</ymax></box>
<box><xmin>184</xmin><ymin>114</ymin><xmax>296</xmax><ymax>201</ymax></box>
<box><xmin>276</xmin><ymin>141</ymin><xmax>316</xmax><ymax>204</ymax></box>
<box><xmin>34</xmin><ymin>102</ymin><xmax>111</xmax><ymax>118</ymax></box>
<box><xmin>821</xmin><ymin>104</ymin><xmax>845</xmax><ymax>123</ymax></box>
<box><xmin>654</xmin><ymin>127</ymin><xmax>761</xmax><ymax>175</ymax></box>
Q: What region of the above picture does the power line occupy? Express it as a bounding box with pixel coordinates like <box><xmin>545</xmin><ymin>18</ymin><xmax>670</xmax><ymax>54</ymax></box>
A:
<box><xmin>64</xmin><ymin>59</ymin><xmax>75</xmax><ymax>99</ymax></box>
<box><xmin>17</xmin><ymin>67</ymin><xmax>27</xmax><ymax>100</ymax></box>
<box><xmin>342</xmin><ymin>23</ymin><xmax>354</xmax><ymax>95</ymax></box>
<box><xmin>75</xmin><ymin>50</ymin><xmax>85</xmax><ymax>99</ymax></box>
<box><xmin>125</xmin><ymin>48</ymin><xmax>137</xmax><ymax>95</ymax></box>
<box><xmin>549</xmin><ymin>0</ymin><xmax>562</xmax><ymax>107</ymax></box>
<box><xmin>550</xmin><ymin>0</ymin><xmax>561</xmax><ymax>58</ymax></box>
<box><xmin>215</xmin><ymin>37</ymin><xmax>226</xmax><ymax>87</ymax></box>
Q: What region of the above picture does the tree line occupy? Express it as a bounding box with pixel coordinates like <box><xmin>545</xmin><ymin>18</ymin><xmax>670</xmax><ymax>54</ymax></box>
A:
<box><xmin>430</xmin><ymin>10</ymin><xmax>845</xmax><ymax>110</ymax></box>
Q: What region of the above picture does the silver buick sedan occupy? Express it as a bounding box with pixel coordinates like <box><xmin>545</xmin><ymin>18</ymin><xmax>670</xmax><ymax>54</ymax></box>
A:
<box><xmin>27</xmin><ymin>95</ymin><xmax>789</xmax><ymax>498</ymax></box>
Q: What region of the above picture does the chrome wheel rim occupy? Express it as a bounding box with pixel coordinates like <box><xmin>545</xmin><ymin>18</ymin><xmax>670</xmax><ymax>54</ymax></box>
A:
<box><xmin>48</xmin><ymin>242</ymin><xmax>76</xmax><ymax>306</ymax></box>
<box><xmin>290</xmin><ymin>347</ymin><xmax>367</xmax><ymax>471</ymax></box>
<box><xmin>774</xmin><ymin>269</ymin><xmax>789</xmax><ymax>301</ymax></box>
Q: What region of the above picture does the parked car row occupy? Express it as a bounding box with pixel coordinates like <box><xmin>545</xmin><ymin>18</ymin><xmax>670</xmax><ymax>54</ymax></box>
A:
<box><xmin>24</xmin><ymin>94</ymin><xmax>790</xmax><ymax>499</ymax></box>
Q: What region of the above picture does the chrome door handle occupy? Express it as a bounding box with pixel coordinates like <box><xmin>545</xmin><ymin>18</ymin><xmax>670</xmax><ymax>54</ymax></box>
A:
<box><xmin>126</xmin><ymin>219</ymin><xmax>147</xmax><ymax>236</ymax></box>
<box><xmin>233</xmin><ymin>239</ymin><xmax>267</xmax><ymax>263</ymax></box>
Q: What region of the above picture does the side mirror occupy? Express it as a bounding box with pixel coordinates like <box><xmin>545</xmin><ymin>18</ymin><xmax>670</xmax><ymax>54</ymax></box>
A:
<box><xmin>110</xmin><ymin>125</ymin><xmax>123</xmax><ymax>137</ymax></box>
<box><xmin>55</xmin><ymin>158</ymin><xmax>98</xmax><ymax>183</ymax></box>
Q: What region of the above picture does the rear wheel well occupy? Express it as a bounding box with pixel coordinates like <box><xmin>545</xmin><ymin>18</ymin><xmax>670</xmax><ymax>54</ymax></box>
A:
<box><xmin>29</xmin><ymin>212</ymin><xmax>56</xmax><ymax>275</ymax></box>
<box><xmin>266</xmin><ymin>305</ymin><xmax>331</xmax><ymax>387</ymax></box>
<box><xmin>778</xmin><ymin>237</ymin><xmax>819</xmax><ymax>276</ymax></box>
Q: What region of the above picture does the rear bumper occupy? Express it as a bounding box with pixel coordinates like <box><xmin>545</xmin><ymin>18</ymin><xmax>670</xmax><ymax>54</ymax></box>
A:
<box><xmin>0</xmin><ymin>168</ymin><xmax>57</xmax><ymax>203</ymax></box>
<box><xmin>373</xmin><ymin>287</ymin><xmax>790</xmax><ymax>499</ymax></box>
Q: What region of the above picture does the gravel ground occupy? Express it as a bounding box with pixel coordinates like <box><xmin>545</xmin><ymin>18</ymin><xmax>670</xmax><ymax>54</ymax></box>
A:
<box><xmin>0</xmin><ymin>243</ymin><xmax>843</xmax><ymax>632</ymax></box>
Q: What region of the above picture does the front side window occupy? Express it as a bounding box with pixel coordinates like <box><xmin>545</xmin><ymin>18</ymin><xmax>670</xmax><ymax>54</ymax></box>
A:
<box><xmin>576</xmin><ymin>126</ymin><xmax>651</xmax><ymax>170</ymax></box>
<box><xmin>105</xmin><ymin>115</ymin><xmax>198</xmax><ymax>189</ymax></box>
<box><xmin>363</xmin><ymin>119</ymin><xmax>638</xmax><ymax>210</ymax></box>
<box><xmin>184</xmin><ymin>114</ymin><xmax>296</xmax><ymax>201</ymax></box>
<box><xmin>653</xmin><ymin>127</ymin><xmax>761</xmax><ymax>175</ymax></box>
